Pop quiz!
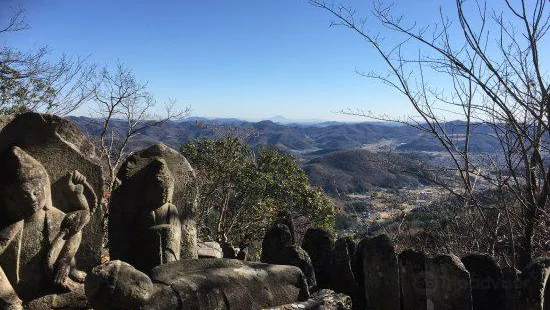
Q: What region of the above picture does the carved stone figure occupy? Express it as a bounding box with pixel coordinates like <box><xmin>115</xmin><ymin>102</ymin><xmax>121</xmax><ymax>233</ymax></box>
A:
<box><xmin>275</xmin><ymin>210</ymin><xmax>296</xmax><ymax>244</ymax></box>
<box><xmin>110</xmin><ymin>158</ymin><xmax>181</xmax><ymax>272</ymax></box>
<box><xmin>85</xmin><ymin>259</ymin><xmax>310</xmax><ymax>310</ymax></box>
<box><xmin>0</xmin><ymin>112</ymin><xmax>105</xmax><ymax>270</ymax></box>
<box><xmin>110</xmin><ymin>143</ymin><xmax>198</xmax><ymax>261</ymax></box>
<box><xmin>0</xmin><ymin>147</ymin><xmax>93</xmax><ymax>309</ymax></box>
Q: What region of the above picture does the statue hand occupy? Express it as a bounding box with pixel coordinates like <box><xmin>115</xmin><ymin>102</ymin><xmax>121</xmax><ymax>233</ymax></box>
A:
<box><xmin>70</xmin><ymin>170</ymin><xmax>87</xmax><ymax>186</ymax></box>
<box><xmin>66</xmin><ymin>170</ymin><xmax>97</xmax><ymax>212</ymax></box>
<box><xmin>68</xmin><ymin>170</ymin><xmax>86</xmax><ymax>193</ymax></box>
<box><xmin>60</xmin><ymin>210</ymin><xmax>90</xmax><ymax>237</ymax></box>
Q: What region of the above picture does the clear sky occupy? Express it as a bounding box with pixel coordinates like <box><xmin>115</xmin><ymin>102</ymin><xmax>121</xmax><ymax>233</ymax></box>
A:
<box><xmin>1</xmin><ymin>1</ymin><xmax>547</xmax><ymax>121</ymax></box>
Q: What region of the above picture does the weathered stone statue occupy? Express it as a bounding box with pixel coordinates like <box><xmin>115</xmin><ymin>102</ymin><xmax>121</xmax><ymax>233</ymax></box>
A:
<box><xmin>0</xmin><ymin>147</ymin><xmax>93</xmax><ymax>309</ymax></box>
<box><xmin>85</xmin><ymin>259</ymin><xmax>310</xmax><ymax>310</ymax></box>
<box><xmin>111</xmin><ymin>158</ymin><xmax>182</xmax><ymax>272</ymax></box>
<box><xmin>110</xmin><ymin>143</ymin><xmax>198</xmax><ymax>266</ymax></box>
<box><xmin>0</xmin><ymin>113</ymin><xmax>105</xmax><ymax>271</ymax></box>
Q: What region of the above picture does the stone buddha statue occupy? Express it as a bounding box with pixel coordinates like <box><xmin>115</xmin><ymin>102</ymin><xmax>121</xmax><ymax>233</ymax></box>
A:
<box><xmin>134</xmin><ymin>158</ymin><xmax>182</xmax><ymax>271</ymax></box>
<box><xmin>110</xmin><ymin>158</ymin><xmax>181</xmax><ymax>272</ymax></box>
<box><xmin>0</xmin><ymin>146</ymin><xmax>93</xmax><ymax>310</ymax></box>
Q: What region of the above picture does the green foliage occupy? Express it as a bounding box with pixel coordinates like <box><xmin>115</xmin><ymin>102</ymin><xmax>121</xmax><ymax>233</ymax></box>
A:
<box><xmin>181</xmin><ymin>137</ymin><xmax>336</xmax><ymax>245</ymax></box>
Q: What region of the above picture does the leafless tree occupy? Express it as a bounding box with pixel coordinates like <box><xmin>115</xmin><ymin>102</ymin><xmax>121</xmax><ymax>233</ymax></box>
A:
<box><xmin>0</xmin><ymin>6</ymin><xmax>96</xmax><ymax>115</ymax></box>
<box><xmin>310</xmin><ymin>0</ymin><xmax>549</xmax><ymax>268</ymax></box>
<box><xmin>91</xmin><ymin>62</ymin><xmax>190</xmax><ymax>190</ymax></box>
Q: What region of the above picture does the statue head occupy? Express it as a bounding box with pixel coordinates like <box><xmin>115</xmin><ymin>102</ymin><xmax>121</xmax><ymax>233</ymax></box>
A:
<box><xmin>270</xmin><ymin>224</ymin><xmax>293</xmax><ymax>248</ymax></box>
<box><xmin>0</xmin><ymin>146</ymin><xmax>51</xmax><ymax>220</ymax></box>
<box><xmin>141</xmin><ymin>158</ymin><xmax>175</xmax><ymax>207</ymax></box>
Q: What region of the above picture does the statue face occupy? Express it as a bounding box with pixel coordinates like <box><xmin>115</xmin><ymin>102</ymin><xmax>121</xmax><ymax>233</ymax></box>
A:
<box><xmin>2</xmin><ymin>178</ymin><xmax>48</xmax><ymax>219</ymax></box>
<box><xmin>0</xmin><ymin>146</ymin><xmax>51</xmax><ymax>220</ymax></box>
<box><xmin>20</xmin><ymin>179</ymin><xmax>48</xmax><ymax>214</ymax></box>
<box><xmin>141</xmin><ymin>159</ymin><xmax>174</xmax><ymax>207</ymax></box>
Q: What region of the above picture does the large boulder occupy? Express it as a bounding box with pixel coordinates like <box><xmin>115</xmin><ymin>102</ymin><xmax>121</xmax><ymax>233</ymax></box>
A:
<box><xmin>110</xmin><ymin>143</ymin><xmax>199</xmax><ymax>260</ymax></box>
<box><xmin>302</xmin><ymin>228</ymin><xmax>334</xmax><ymax>289</ymax></box>
<box><xmin>0</xmin><ymin>112</ymin><xmax>105</xmax><ymax>270</ymax></box>
<box><xmin>85</xmin><ymin>259</ymin><xmax>310</xmax><ymax>310</ymax></box>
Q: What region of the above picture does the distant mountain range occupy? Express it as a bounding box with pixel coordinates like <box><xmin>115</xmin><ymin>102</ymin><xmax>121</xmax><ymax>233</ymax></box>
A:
<box><xmin>68</xmin><ymin>116</ymin><xmax>499</xmax><ymax>193</ymax></box>
<box><xmin>69</xmin><ymin>116</ymin><xmax>500</xmax><ymax>154</ymax></box>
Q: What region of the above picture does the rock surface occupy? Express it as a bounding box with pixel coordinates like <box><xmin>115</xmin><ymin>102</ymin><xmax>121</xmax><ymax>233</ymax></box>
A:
<box><xmin>330</xmin><ymin>237</ymin><xmax>356</xmax><ymax>301</ymax></box>
<box><xmin>516</xmin><ymin>257</ymin><xmax>550</xmax><ymax>310</ymax></box>
<box><xmin>462</xmin><ymin>253</ymin><xmax>505</xmax><ymax>310</ymax></box>
<box><xmin>197</xmin><ymin>242</ymin><xmax>223</xmax><ymax>258</ymax></box>
<box><xmin>426</xmin><ymin>254</ymin><xmax>472</xmax><ymax>310</ymax></box>
<box><xmin>262</xmin><ymin>224</ymin><xmax>317</xmax><ymax>291</ymax></box>
<box><xmin>264</xmin><ymin>289</ymin><xmax>352</xmax><ymax>310</ymax></box>
<box><xmin>502</xmin><ymin>266</ymin><xmax>521</xmax><ymax>310</ymax></box>
<box><xmin>0</xmin><ymin>115</ymin><xmax>14</xmax><ymax>130</ymax></box>
<box><xmin>85</xmin><ymin>259</ymin><xmax>310</xmax><ymax>310</ymax></box>
<box><xmin>361</xmin><ymin>235</ymin><xmax>400</xmax><ymax>310</ymax></box>
<box><xmin>352</xmin><ymin>238</ymin><xmax>368</xmax><ymax>310</ymax></box>
<box><xmin>398</xmin><ymin>249</ymin><xmax>427</xmax><ymax>310</ymax></box>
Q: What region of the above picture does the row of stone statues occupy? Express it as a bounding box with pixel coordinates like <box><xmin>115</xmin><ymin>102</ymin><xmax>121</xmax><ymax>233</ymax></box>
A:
<box><xmin>0</xmin><ymin>113</ymin><xmax>318</xmax><ymax>310</ymax></box>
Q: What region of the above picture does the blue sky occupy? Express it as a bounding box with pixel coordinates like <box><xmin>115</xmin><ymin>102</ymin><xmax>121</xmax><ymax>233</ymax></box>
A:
<box><xmin>1</xmin><ymin>1</ymin><xmax>547</xmax><ymax>121</ymax></box>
